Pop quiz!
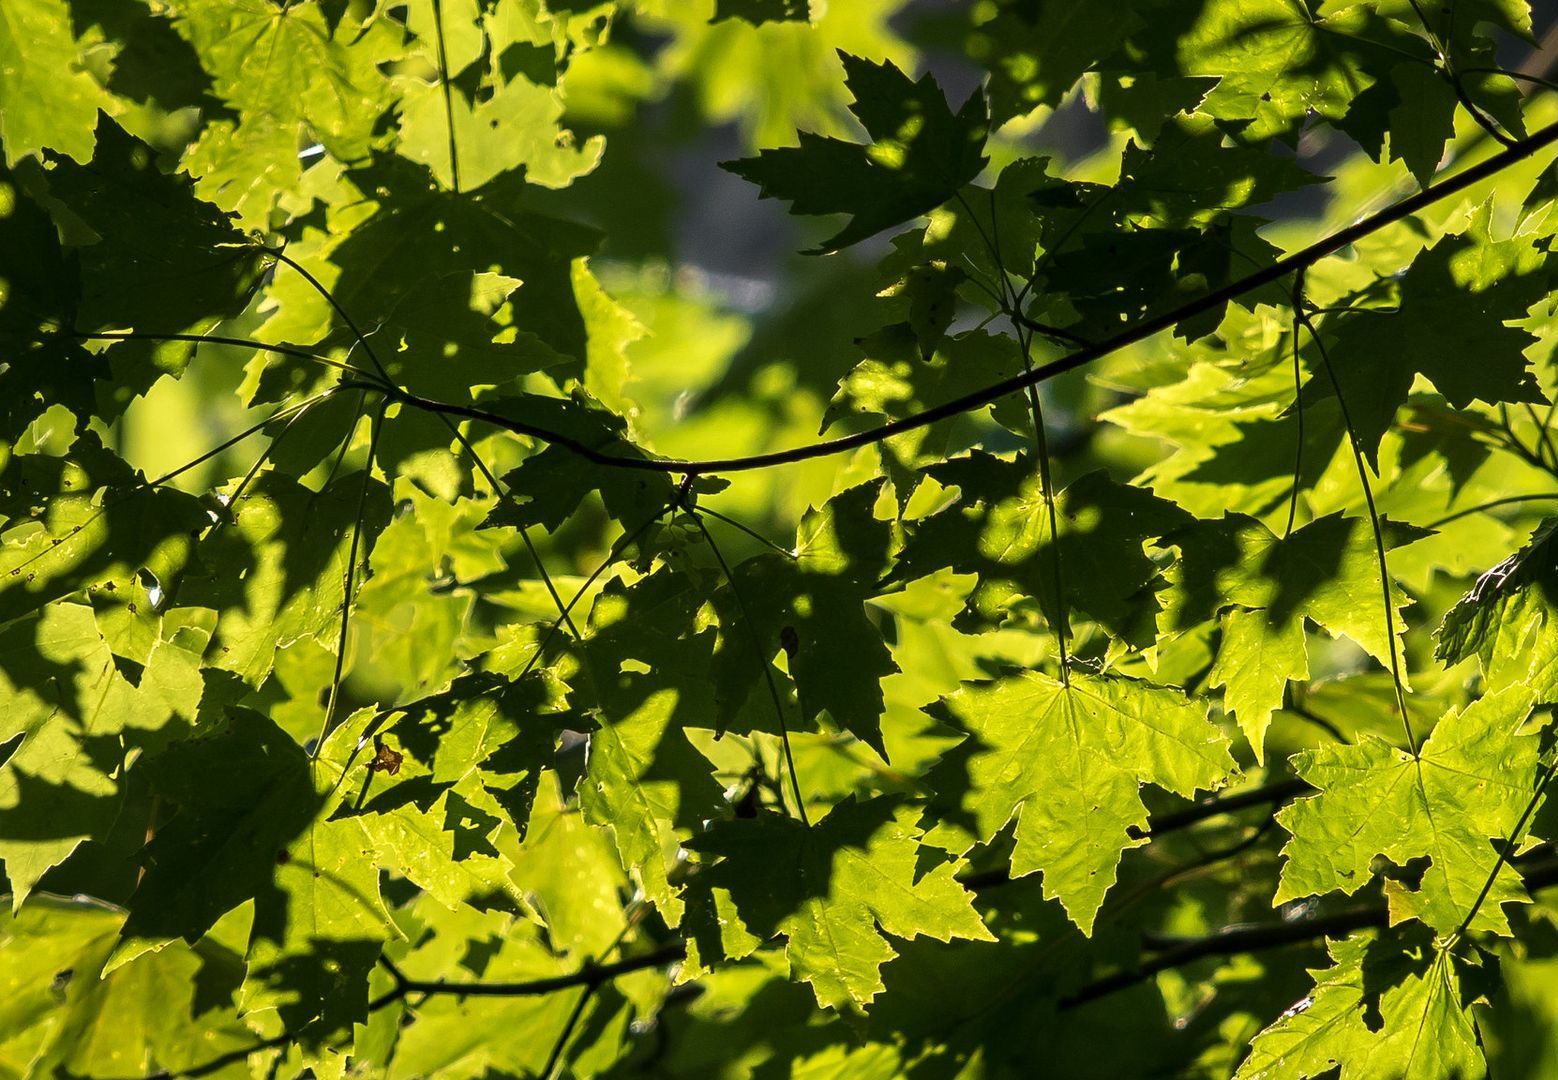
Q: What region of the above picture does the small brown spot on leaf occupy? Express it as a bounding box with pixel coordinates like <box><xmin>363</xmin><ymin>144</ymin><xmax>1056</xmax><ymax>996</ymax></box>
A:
<box><xmin>369</xmin><ymin>743</ymin><xmax>404</xmax><ymax>776</ymax></box>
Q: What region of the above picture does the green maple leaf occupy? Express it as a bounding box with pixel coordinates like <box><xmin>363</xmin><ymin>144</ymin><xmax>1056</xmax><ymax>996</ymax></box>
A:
<box><xmin>0</xmin><ymin>0</ymin><xmax>106</xmax><ymax>165</ymax></box>
<box><xmin>356</xmin><ymin>780</ymin><xmax>529</xmax><ymax>915</ymax></box>
<box><xmin>821</xmin><ymin>326</ymin><xmax>1028</xmax><ymax>501</ymax></box>
<box><xmin>37</xmin><ymin>117</ymin><xmax>267</xmax><ymax>408</ymax></box>
<box><xmin>118</xmin><ymin>708</ymin><xmax>325</xmax><ymax>946</ymax></box>
<box><xmin>367</xmin><ymin>669</ymin><xmax>575</xmax><ymax>843</ymax></box>
<box><xmin>510</xmin><ymin>772</ymin><xmax>634</xmax><ymax>960</ymax></box>
<box><xmin>896</xmin><ymin>454</ymin><xmax>1193</xmax><ymax>647</ymax></box>
<box><xmin>120</xmin><ymin>708</ymin><xmax>394</xmax><ymax>1030</ymax></box>
<box><xmin>177</xmin><ymin>469</ymin><xmax>392</xmax><ymax>689</ymax></box>
<box><xmin>711</xmin><ymin>481</ymin><xmax>898</xmax><ymax>753</ymax></box>
<box><xmin>242</xmin><ymin>812</ymin><xmax>395</xmax><ymax>1030</ymax></box>
<box><xmin>1437</xmin><ymin>518</ymin><xmax>1558</xmax><ymax>697</ymax></box>
<box><xmin>1305</xmin><ymin>205</ymin><xmax>1552</xmax><ymax>465</ymax></box>
<box><xmin>260</xmin><ymin>157</ymin><xmax>602</xmax><ymax>394</ymax></box>
<box><xmin>1236</xmin><ymin>929</ymin><xmax>1489</xmax><ymax>1080</ymax></box>
<box><xmin>1114</xmin><ymin>119</ymin><xmax>1322</xmax><ymax>228</ymax></box>
<box><xmin>479</xmin><ymin>391</ymin><xmax>676</xmax><ymax>532</ymax></box>
<box><xmin>723</xmin><ymin>53</ymin><xmax>988</xmax><ymax>254</ymax></box>
<box><xmin>689</xmin><ymin>796</ymin><xmax>992</xmax><ymax>1009</ymax></box>
<box><xmin>0</xmin><ymin>601</ymin><xmax>204</xmax><ymax>907</ymax></box>
<box><xmin>170</xmin><ymin>0</ymin><xmax>398</xmax><ymax>220</ymax></box>
<box><xmin>1275</xmin><ymin>685</ymin><xmax>1543</xmax><ymax>935</ymax></box>
<box><xmin>0</xmin><ymin>896</ymin><xmax>254</xmax><ymax>1078</ymax></box>
<box><xmin>1383</xmin><ymin>62</ymin><xmax>1461</xmax><ymax>184</ymax></box>
<box><xmin>372</xmin><ymin>897</ymin><xmax>618</xmax><ymax>1078</ymax></box>
<box><xmin>1168</xmin><ymin>511</ymin><xmax>1427</xmax><ymax>756</ymax></box>
<box><xmin>577</xmin><ymin>570</ymin><xmax>725</xmax><ymax>925</ymax></box>
<box><xmin>1177</xmin><ymin>0</ymin><xmax>1422</xmax><ymax>143</ymax></box>
<box><xmin>1098</xmin><ymin>356</ymin><xmax>1317</xmax><ymax>517</ymax></box>
<box><xmin>963</xmin><ymin>0</ymin><xmax>1142</xmax><ymax>124</ymax></box>
<box><xmin>395</xmin><ymin>67</ymin><xmax>603</xmax><ymax>195</ymax></box>
<box><xmin>824</xmin><ymin>328</ymin><xmax>1025</xmax><ymax>435</ymax></box>
<box><xmin>1207</xmin><ymin>607</ymin><xmax>1309</xmax><ymax>764</ymax></box>
<box><xmin>929</xmin><ymin>670</ymin><xmax>1234</xmax><ymax>931</ymax></box>
<box><xmin>0</xmin><ymin>168</ymin><xmax>88</xmax><ymax>429</ymax></box>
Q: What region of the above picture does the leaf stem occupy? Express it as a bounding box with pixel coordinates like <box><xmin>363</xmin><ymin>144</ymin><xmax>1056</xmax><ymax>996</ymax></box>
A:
<box><xmin>542</xmin><ymin>985</ymin><xmax>595</xmax><ymax>1080</ymax></box>
<box><xmin>511</xmin><ymin>499</ymin><xmax>674</xmax><ymax>684</ymax></box>
<box><xmin>1284</xmin><ymin>312</ymin><xmax>1306</xmax><ymax>538</ymax></box>
<box><xmin>1295</xmin><ymin>295</ymin><xmax>1417</xmax><ymax>755</ymax></box>
<box><xmin>698</xmin><ymin>505</ymin><xmax>797</xmax><ymax>560</ymax></box>
<box><xmin>691</xmin><ymin>511</ymin><xmax>810</xmax><ymax>826</ymax></box>
<box><xmin>436</xmin><ymin>412</ymin><xmax>579</xmax><ymax>638</ymax></box>
<box><xmin>262</xmin><ymin>246</ymin><xmax>396</xmax><ymax>387</ymax></box>
<box><xmin>71</xmin><ymin>329</ymin><xmax>381</xmax><ymax>383</ymax></box>
<box><xmin>313</xmin><ymin>401</ymin><xmax>387</xmax><ymax>756</ymax></box>
<box><xmin>429</xmin><ymin>0</ymin><xmax>462</xmax><ymax>193</ymax></box>
<box><xmin>1425</xmin><ymin>492</ymin><xmax>1558</xmax><ymax>528</ymax></box>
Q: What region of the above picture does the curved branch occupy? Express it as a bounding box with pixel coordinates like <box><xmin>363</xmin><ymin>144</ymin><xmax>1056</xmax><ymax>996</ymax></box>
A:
<box><xmin>1061</xmin><ymin>857</ymin><xmax>1558</xmax><ymax>1012</ymax></box>
<box><xmin>358</xmin><ymin>118</ymin><xmax>1558</xmax><ymax>476</ymax></box>
<box><xmin>377</xmin><ymin>943</ymin><xmax>686</xmax><ymax>1001</ymax></box>
<box><xmin>1057</xmin><ymin>904</ymin><xmax>1389</xmax><ymax>1011</ymax></box>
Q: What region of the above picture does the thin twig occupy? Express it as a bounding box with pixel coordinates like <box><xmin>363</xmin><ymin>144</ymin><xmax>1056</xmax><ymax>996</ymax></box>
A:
<box><xmin>1425</xmin><ymin>492</ymin><xmax>1558</xmax><ymax>528</ymax></box>
<box><xmin>313</xmin><ymin>401</ymin><xmax>387</xmax><ymax>756</ymax></box>
<box><xmin>1284</xmin><ymin>314</ymin><xmax>1306</xmax><ymax>538</ymax></box>
<box><xmin>1296</xmin><ymin>292</ymin><xmax>1417</xmax><ymax>755</ymax></box>
<box><xmin>698</xmin><ymin>506</ymin><xmax>797</xmax><ymax>560</ymax></box>
<box><xmin>542</xmin><ymin>985</ymin><xmax>595</xmax><ymax>1080</ymax></box>
<box><xmin>262</xmin><ymin>246</ymin><xmax>395</xmax><ymax>386</ymax></box>
<box><xmin>72</xmin><ymin>329</ymin><xmax>381</xmax><ymax>383</ymax></box>
<box><xmin>435</xmin><ymin>412</ymin><xmax>579</xmax><ymax>638</ymax></box>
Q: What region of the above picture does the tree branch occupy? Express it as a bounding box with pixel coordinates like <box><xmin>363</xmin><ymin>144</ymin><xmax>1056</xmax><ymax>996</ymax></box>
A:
<box><xmin>1059</xmin><ymin>857</ymin><xmax>1558</xmax><ymax>1012</ymax></box>
<box><xmin>1057</xmin><ymin>905</ymin><xmax>1388</xmax><ymax>1011</ymax></box>
<box><xmin>376</xmin><ymin>943</ymin><xmax>686</xmax><ymax>1001</ymax></box>
<box><xmin>342</xmin><ymin>117</ymin><xmax>1558</xmax><ymax>476</ymax></box>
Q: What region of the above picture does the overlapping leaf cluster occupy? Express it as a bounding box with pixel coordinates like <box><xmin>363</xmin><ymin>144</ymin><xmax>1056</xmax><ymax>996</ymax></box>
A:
<box><xmin>4</xmin><ymin>0</ymin><xmax>1558</xmax><ymax>1076</ymax></box>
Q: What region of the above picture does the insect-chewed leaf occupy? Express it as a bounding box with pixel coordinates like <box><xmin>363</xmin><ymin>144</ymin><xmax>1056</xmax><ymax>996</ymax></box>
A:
<box><xmin>929</xmin><ymin>669</ymin><xmax>1234</xmax><ymax>931</ymax></box>
<box><xmin>687</xmin><ymin>795</ymin><xmax>992</xmax><ymax>1009</ymax></box>
<box><xmin>1438</xmin><ymin>517</ymin><xmax>1558</xmax><ymax>697</ymax></box>
<box><xmin>0</xmin><ymin>434</ymin><xmax>211</xmax><ymax>626</ymax></box>
<box><xmin>722</xmin><ymin>53</ymin><xmax>988</xmax><ymax>254</ymax></box>
<box><xmin>0</xmin><ymin>895</ymin><xmax>255</xmax><ymax>1077</ymax></box>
